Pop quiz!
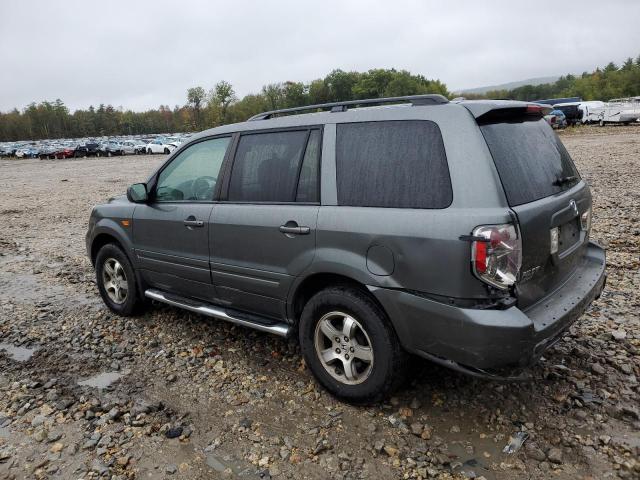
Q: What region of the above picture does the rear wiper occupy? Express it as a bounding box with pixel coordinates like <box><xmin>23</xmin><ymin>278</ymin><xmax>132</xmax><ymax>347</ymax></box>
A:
<box><xmin>553</xmin><ymin>175</ymin><xmax>578</xmax><ymax>186</ymax></box>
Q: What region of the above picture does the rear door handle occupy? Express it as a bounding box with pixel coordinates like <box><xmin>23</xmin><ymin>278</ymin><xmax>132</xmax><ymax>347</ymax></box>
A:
<box><xmin>184</xmin><ymin>217</ymin><xmax>204</xmax><ymax>228</ymax></box>
<box><xmin>279</xmin><ymin>224</ymin><xmax>310</xmax><ymax>235</ymax></box>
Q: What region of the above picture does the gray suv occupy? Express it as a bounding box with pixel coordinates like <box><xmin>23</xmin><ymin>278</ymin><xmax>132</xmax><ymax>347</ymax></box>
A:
<box><xmin>86</xmin><ymin>94</ymin><xmax>606</xmax><ymax>402</ymax></box>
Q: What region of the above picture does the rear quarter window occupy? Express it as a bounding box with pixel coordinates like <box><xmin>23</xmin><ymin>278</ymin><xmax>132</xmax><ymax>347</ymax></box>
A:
<box><xmin>480</xmin><ymin>118</ymin><xmax>579</xmax><ymax>206</ymax></box>
<box><xmin>335</xmin><ymin>120</ymin><xmax>452</xmax><ymax>209</ymax></box>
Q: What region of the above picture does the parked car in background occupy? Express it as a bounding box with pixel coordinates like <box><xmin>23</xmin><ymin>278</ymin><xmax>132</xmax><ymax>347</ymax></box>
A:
<box><xmin>133</xmin><ymin>140</ymin><xmax>149</xmax><ymax>154</ymax></box>
<box><xmin>552</xmin><ymin>102</ymin><xmax>581</xmax><ymax>125</ymax></box>
<box><xmin>39</xmin><ymin>145</ymin><xmax>57</xmax><ymax>159</ymax></box>
<box><xmin>544</xmin><ymin>110</ymin><xmax>567</xmax><ymax>129</ymax></box>
<box><xmin>121</xmin><ymin>140</ymin><xmax>139</xmax><ymax>155</ymax></box>
<box><xmin>75</xmin><ymin>142</ymin><xmax>101</xmax><ymax>157</ymax></box>
<box><xmin>146</xmin><ymin>138</ymin><xmax>177</xmax><ymax>154</ymax></box>
<box><xmin>54</xmin><ymin>145</ymin><xmax>77</xmax><ymax>159</ymax></box>
<box><xmin>87</xmin><ymin>95</ymin><xmax>605</xmax><ymax>402</ymax></box>
<box><xmin>105</xmin><ymin>141</ymin><xmax>125</xmax><ymax>156</ymax></box>
<box><xmin>577</xmin><ymin>101</ymin><xmax>605</xmax><ymax>124</ymax></box>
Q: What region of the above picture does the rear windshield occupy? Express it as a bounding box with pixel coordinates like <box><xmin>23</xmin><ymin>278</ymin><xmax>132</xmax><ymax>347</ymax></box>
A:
<box><xmin>480</xmin><ymin>118</ymin><xmax>579</xmax><ymax>206</ymax></box>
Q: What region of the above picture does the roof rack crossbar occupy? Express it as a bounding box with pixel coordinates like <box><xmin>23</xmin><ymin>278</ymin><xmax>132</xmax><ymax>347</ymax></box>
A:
<box><xmin>248</xmin><ymin>94</ymin><xmax>449</xmax><ymax>121</ymax></box>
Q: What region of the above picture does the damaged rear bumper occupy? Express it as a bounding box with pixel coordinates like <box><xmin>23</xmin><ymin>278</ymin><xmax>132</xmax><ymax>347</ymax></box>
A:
<box><xmin>369</xmin><ymin>241</ymin><xmax>606</xmax><ymax>376</ymax></box>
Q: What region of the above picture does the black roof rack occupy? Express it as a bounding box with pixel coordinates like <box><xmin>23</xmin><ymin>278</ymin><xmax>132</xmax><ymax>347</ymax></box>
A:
<box><xmin>248</xmin><ymin>94</ymin><xmax>449</xmax><ymax>121</ymax></box>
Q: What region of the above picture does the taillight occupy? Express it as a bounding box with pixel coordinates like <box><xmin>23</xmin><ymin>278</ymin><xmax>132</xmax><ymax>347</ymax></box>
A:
<box><xmin>471</xmin><ymin>223</ymin><xmax>522</xmax><ymax>290</ymax></box>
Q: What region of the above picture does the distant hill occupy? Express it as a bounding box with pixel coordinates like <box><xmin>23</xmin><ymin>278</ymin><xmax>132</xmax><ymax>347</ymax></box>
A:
<box><xmin>456</xmin><ymin>76</ymin><xmax>561</xmax><ymax>94</ymax></box>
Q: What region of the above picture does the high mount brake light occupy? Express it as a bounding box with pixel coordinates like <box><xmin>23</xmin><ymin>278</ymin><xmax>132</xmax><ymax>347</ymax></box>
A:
<box><xmin>471</xmin><ymin>224</ymin><xmax>522</xmax><ymax>290</ymax></box>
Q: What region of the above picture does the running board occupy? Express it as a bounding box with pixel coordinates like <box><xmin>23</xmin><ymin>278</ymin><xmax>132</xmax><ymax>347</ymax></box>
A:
<box><xmin>144</xmin><ymin>289</ymin><xmax>290</xmax><ymax>337</ymax></box>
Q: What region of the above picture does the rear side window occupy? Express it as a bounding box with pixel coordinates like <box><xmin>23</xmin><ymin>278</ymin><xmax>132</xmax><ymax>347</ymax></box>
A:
<box><xmin>228</xmin><ymin>130</ymin><xmax>309</xmax><ymax>202</ymax></box>
<box><xmin>480</xmin><ymin>118</ymin><xmax>579</xmax><ymax>206</ymax></box>
<box><xmin>336</xmin><ymin>121</ymin><xmax>452</xmax><ymax>209</ymax></box>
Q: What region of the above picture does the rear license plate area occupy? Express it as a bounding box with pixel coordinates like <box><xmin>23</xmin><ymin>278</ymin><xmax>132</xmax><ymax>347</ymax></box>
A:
<box><xmin>558</xmin><ymin>219</ymin><xmax>580</xmax><ymax>254</ymax></box>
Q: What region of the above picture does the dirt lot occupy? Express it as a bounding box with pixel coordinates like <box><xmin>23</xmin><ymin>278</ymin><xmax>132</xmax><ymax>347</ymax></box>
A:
<box><xmin>0</xmin><ymin>126</ymin><xmax>638</xmax><ymax>480</ymax></box>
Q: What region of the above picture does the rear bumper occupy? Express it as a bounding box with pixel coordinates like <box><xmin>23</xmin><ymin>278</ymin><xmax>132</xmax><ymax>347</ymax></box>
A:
<box><xmin>370</xmin><ymin>241</ymin><xmax>606</xmax><ymax>371</ymax></box>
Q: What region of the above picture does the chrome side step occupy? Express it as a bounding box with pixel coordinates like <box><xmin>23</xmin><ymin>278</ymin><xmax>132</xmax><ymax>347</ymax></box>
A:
<box><xmin>144</xmin><ymin>289</ymin><xmax>290</xmax><ymax>337</ymax></box>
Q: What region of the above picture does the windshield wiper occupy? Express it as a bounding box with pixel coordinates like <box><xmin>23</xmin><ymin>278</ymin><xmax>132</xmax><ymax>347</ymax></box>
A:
<box><xmin>553</xmin><ymin>175</ymin><xmax>578</xmax><ymax>187</ymax></box>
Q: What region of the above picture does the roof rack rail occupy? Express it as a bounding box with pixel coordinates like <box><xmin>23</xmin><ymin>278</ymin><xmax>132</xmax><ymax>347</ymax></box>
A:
<box><xmin>248</xmin><ymin>94</ymin><xmax>449</xmax><ymax>121</ymax></box>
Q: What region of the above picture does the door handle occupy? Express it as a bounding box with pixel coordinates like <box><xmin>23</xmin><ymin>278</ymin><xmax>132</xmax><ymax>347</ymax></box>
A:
<box><xmin>184</xmin><ymin>217</ymin><xmax>204</xmax><ymax>228</ymax></box>
<box><xmin>279</xmin><ymin>224</ymin><xmax>310</xmax><ymax>235</ymax></box>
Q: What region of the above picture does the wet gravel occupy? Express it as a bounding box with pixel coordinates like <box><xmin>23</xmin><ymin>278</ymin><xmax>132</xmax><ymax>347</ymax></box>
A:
<box><xmin>0</xmin><ymin>126</ymin><xmax>638</xmax><ymax>479</ymax></box>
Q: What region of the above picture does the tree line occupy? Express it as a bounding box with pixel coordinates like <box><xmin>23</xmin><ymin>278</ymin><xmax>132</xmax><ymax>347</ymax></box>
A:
<box><xmin>1</xmin><ymin>56</ymin><xmax>639</xmax><ymax>142</ymax></box>
<box><xmin>476</xmin><ymin>55</ymin><xmax>640</xmax><ymax>101</ymax></box>
<box><xmin>0</xmin><ymin>69</ymin><xmax>447</xmax><ymax>142</ymax></box>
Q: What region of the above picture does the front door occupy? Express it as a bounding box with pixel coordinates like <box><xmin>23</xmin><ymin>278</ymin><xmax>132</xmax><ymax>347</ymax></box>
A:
<box><xmin>133</xmin><ymin>136</ymin><xmax>231</xmax><ymax>300</ymax></box>
<box><xmin>211</xmin><ymin>128</ymin><xmax>322</xmax><ymax>318</ymax></box>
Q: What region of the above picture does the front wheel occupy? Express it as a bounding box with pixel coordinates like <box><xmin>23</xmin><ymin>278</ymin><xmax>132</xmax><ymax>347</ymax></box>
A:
<box><xmin>95</xmin><ymin>243</ymin><xmax>145</xmax><ymax>316</ymax></box>
<box><xmin>299</xmin><ymin>286</ymin><xmax>407</xmax><ymax>404</ymax></box>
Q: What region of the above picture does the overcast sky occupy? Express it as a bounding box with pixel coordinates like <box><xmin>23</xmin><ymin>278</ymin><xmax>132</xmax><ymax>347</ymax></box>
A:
<box><xmin>1</xmin><ymin>0</ymin><xmax>639</xmax><ymax>112</ymax></box>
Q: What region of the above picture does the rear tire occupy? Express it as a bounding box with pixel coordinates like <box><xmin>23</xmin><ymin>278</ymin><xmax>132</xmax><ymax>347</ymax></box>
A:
<box><xmin>95</xmin><ymin>243</ymin><xmax>145</xmax><ymax>316</ymax></box>
<box><xmin>299</xmin><ymin>286</ymin><xmax>407</xmax><ymax>404</ymax></box>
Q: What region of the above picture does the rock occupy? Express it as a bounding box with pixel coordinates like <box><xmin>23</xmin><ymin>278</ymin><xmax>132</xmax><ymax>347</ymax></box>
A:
<box><xmin>383</xmin><ymin>445</ymin><xmax>399</xmax><ymax>457</ymax></box>
<box><xmin>107</xmin><ymin>407</ymin><xmax>121</xmax><ymax>420</ymax></box>
<box><xmin>91</xmin><ymin>459</ymin><xmax>109</xmax><ymax>475</ymax></box>
<box><xmin>0</xmin><ymin>450</ymin><xmax>11</xmax><ymax>462</ymax></box>
<box><xmin>410</xmin><ymin>422</ymin><xmax>424</xmax><ymax>436</ymax></box>
<box><xmin>611</xmin><ymin>329</ymin><xmax>627</xmax><ymax>341</ymax></box>
<box><xmin>82</xmin><ymin>439</ymin><xmax>98</xmax><ymax>450</ymax></box>
<box><xmin>50</xmin><ymin>443</ymin><xmax>64</xmax><ymax>453</ymax></box>
<box><xmin>591</xmin><ymin>363</ymin><xmax>606</xmax><ymax>375</ymax></box>
<box><xmin>547</xmin><ymin>447</ymin><xmax>563</xmax><ymax>464</ymax></box>
<box><xmin>47</xmin><ymin>431</ymin><xmax>62</xmax><ymax>443</ymax></box>
<box><xmin>525</xmin><ymin>443</ymin><xmax>546</xmax><ymax>462</ymax></box>
<box><xmin>450</xmin><ymin>425</ymin><xmax>461</xmax><ymax>433</ymax></box>
<box><xmin>421</xmin><ymin>426</ymin><xmax>433</xmax><ymax>440</ymax></box>
<box><xmin>167</xmin><ymin>374</ymin><xmax>177</xmax><ymax>383</ymax></box>
<box><xmin>239</xmin><ymin>417</ymin><xmax>253</xmax><ymax>429</ymax></box>
<box><xmin>165</xmin><ymin>426</ymin><xmax>183</xmax><ymax>439</ymax></box>
<box><xmin>165</xmin><ymin>464</ymin><xmax>177</xmax><ymax>474</ymax></box>
<box><xmin>373</xmin><ymin>440</ymin><xmax>385</xmax><ymax>452</ymax></box>
<box><xmin>33</xmin><ymin>429</ymin><xmax>47</xmax><ymax>442</ymax></box>
<box><xmin>31</xmin><ymin>415</ymin><xmax>46</xmax><ymax>427</ymax></box>
<box><xmin>258</xmin><ymin>456</ymin><xmax>270</xmax><ymax>467</ymax></box>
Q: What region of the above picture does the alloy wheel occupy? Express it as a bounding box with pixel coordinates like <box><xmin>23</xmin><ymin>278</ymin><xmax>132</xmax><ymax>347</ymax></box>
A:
<box><xmin>102</xmin><ymin>258</ymin><xmax>128</xmax><ymax>304</ymax></box>
<box><xmin>314</xmin><ymin>311</ymin><xmax>374</xmax><ymax>385</ymax></box>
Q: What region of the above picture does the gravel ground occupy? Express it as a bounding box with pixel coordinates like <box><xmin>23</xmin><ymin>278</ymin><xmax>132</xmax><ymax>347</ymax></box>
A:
<box><xmin>0</xmin><ymin>126</ymin><xmax>638</xmax><ymax>480</ymax></box>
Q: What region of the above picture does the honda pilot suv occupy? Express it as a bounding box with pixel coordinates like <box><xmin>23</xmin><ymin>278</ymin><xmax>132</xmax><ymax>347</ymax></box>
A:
<box><xmin>86</xmin><ymin>95</ymin><xmax>606</xmax><ymax>402</ymax></box>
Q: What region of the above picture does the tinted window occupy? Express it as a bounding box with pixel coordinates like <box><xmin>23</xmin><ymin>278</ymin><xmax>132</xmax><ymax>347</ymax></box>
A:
<box><xmin>228</xmin><ymin>130</ymin><xmax>309</xmax><ymax>202</ymax></box>
<box><xmin>480</xmin><ymin>118</ymin><xmax>579</xmax><ymax>206</ymax></box>
<box><xmin>336</xmin><ymin>121</ymin><xmax>452</xmax><ymax>209</ymax></box>
<box><xmin>156</xmin><ymin>137</ymin><xmax>230</xmax><ymax>201</ymax></box>
<box><xmin>296</xmin><ymin>129</ymin><xmax>321</xmax><ymax>202</ymax></box>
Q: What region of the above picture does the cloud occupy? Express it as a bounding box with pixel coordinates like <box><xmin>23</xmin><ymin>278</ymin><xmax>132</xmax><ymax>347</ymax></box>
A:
<box><xmin>1</xmin><ymin>0</ymin><xmax>638</xmax><ymax>112</ymax></box>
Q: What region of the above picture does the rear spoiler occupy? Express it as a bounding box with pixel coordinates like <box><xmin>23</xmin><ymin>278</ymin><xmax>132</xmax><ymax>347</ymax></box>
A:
<box><xmin>460</xmin><ymin>100</ymin><xmax>552</xmax><ymax>122</ymax></box>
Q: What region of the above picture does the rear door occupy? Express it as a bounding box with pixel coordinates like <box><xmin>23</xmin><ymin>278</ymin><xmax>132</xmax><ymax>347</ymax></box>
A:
<box><xmin>478</xmin><ymin>115</ymin><xmax>590</xmax><ymax>308</ymax></box>
<box><xmin>211</xmin><ymin>128</ymin><xmax>322</xmax><ymax>318</ymax></box>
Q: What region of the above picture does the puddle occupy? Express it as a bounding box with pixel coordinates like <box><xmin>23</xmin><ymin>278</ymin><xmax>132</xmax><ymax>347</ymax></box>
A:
<box><xmin>0</xmin><ymin>343</ymin><xmax>38</xmax><ymax>362</ymax></box>
<box><xmin>78</xmin><ymin>370</ymin><xmax>129</xmax><ymax>389</ymax></box>
<box><xmin>206</xmin><ymin>453</ymin><xmax>257</xmax><ymax>477</ymax></box>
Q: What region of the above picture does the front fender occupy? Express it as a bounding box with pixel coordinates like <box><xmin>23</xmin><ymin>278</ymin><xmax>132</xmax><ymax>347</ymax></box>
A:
<box><xmin>89</xmin><ymin>217</ymin><xmax>137</xmax><ymax>266</ymax></box>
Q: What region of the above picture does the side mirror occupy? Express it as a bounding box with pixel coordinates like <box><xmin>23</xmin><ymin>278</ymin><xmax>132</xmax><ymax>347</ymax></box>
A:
<box><xmin>127</xmin><ymin>183</ymin><xmax>148</xmax><ymax>203</ymax></box>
